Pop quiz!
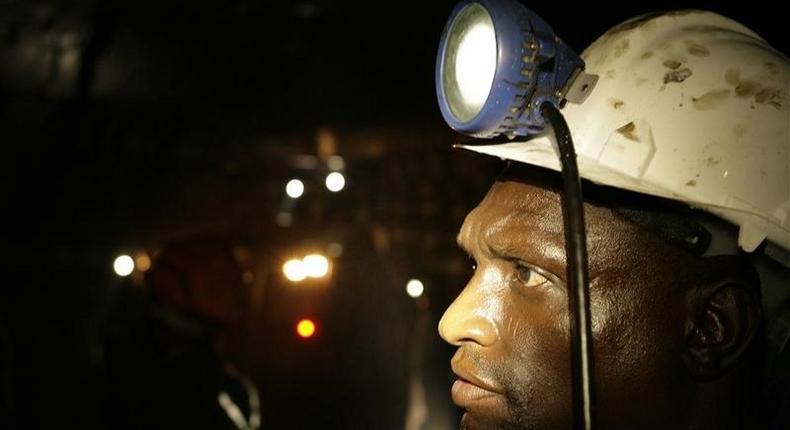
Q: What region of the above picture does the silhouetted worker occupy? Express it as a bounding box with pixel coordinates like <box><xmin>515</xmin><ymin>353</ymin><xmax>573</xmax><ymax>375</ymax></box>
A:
<box><xmin>102</xmin><ymin>236</ymin><xmax>259</xmax><ymax>430</ymax></box>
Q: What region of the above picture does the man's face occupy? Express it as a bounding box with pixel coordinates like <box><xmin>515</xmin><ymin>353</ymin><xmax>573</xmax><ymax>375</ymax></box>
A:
<box><xmin>439</xmin><ymin>175</ymin><xmax>698</xmax><ymax>429</ymax></box>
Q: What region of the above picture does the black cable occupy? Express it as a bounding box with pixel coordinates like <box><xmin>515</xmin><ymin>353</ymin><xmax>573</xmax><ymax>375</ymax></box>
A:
<box><xmin>541</xmin><ymin>102</ymin><xmax>596</xmax><ymax>430</ymax></box>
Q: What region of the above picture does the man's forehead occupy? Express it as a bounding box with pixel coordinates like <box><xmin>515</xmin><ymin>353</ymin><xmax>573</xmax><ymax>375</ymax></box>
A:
<box><xmin>456</xmin><ymin>174</ymin><xmax>682</xmax><ymax>276</ymax></box>
<box><xmin>484</xmin><ymin>179</ymin><xmax>560</xmax><ymax>211</ymax></box>
<box><xmin>461</xmin><ymin>170</ymin><xmax>715</xmax><ymax>289</ymax></box>
<box><xmin>457</xmin><ymin>179</ymin><xmax>564</xmax><ymax>250</ymax></box>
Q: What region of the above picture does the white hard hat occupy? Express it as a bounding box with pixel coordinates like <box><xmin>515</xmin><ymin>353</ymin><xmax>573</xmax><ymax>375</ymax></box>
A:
<box><xmin>460</xmin><ymin>10</ymin><xmax>790</xmax><ymax>256</ymax></box>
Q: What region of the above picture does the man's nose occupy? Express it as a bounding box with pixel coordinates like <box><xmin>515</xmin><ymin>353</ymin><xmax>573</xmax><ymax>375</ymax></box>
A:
<box><xmin>438</xmin><ymin>276</ymin><xmax>498</xmax><ymax>347</ymax></box>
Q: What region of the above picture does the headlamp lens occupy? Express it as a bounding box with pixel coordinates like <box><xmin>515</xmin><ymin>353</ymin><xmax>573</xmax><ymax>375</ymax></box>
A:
<box><xmin>442</xmin><ymin>3</ymin><xmax>496</xmax><ymax>122</ymax></box>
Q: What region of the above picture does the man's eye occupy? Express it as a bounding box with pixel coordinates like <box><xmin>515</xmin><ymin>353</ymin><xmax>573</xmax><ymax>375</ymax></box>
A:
<box><xmin>514</xmin><ymin>262</ymin><xmax>548</xmax><ymax>288</ymax></box>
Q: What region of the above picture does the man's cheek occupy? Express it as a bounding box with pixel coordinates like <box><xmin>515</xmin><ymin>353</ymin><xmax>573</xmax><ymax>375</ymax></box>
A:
<box><xmin>508</xmin><ymin>328</ymin><xmax>569</xmax><ymax>379</ymax></box>
<box><xmin>500</xmin><ymin>351</ymin><xmax>573</xmax><ymax>421</ymax></box>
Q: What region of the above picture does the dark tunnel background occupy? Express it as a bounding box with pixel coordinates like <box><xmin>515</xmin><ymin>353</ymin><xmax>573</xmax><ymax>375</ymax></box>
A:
<box><xmin>1</xmin><ymin>1</ymin><xmax>788</xmax><ymax>429</ymax></box>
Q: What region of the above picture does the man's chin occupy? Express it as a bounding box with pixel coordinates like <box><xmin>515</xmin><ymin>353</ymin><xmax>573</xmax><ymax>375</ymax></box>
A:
<box><xmin>460</xmin><ymin>409</ymin><xmax>519</xmax><ymax>430</ymax></box>
<box><xmin>460</xmin><ymin>411</ymin><xmax>488</xmax><ymax>430</ymax></box>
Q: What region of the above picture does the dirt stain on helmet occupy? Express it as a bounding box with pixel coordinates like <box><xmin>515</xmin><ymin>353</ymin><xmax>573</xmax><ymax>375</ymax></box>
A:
<box><xmin>725</xmin><ymin>69</ymin><xmax>740</xmax><ymax>86</ymax></box>
<box><xmin>614</xmin><ymin>39</ymin><xmax>630</xmax><ymax>58</ymax></box>
<box><xmin>664</xmin><ymin>68</ymin><xmax>693</xmax><ymax>84</ymax></box>
<box><xmin>735</xmin><ymin>81</ymin><xmax>761</xmax><ymax>98</ymax></box>
<box><xmin>685</xmin><ymin>40</ymin><xmax>710</xmax><ymax>57</ymax></box>
<box><xmin>755</xmin><ymin>87</ymin><xmax>785</xmax><ymax>109</ymax></box>
<box><xmin>663</xmin><ymin>59</ymin><xmax>682</xmax><ymax>70</ymax></box>
<box><xmin>616</xmin><ymin>121</ymin><xmax>639</xmax><ymax>141</ymax></box>
<box><xmin>692</xmin><ymin>89</ymin><xmax>731</xmax><ymax>110</ymax></box>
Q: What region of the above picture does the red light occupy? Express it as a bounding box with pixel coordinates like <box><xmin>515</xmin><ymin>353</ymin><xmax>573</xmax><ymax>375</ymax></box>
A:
<box><xmin>296</xmin><ymin>318</ymin><xmax>316</xmax><ymax>339</ymax></box>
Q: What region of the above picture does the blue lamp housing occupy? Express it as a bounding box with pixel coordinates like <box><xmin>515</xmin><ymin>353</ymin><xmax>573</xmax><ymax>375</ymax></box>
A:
<box><xmin>436</xmin><ymin>0</ymin><xmax>585</xmax><ymax>138</ymax></box>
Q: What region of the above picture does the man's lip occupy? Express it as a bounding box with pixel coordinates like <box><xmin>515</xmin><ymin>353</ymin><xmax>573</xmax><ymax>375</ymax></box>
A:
<box><xmin>451</xmin><ymin>359</ymin><xmax>503</xmax><ymax>395</ymax></box>
<box><xmin>451</xmin><ymin>378</ymin><xmax>501</xmax><ymax>407</ymax></box>
<box><xmin>450</xmin><ymin>359</ymin><xmax>504</xmax><ymax>408</ymax></box>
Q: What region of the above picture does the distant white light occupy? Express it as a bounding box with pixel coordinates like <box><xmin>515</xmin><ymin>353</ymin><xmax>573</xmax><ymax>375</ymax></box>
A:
<box><xmin>325</xmin><ymin>172</ymin><xmax>345</xmax><ymax>192</ymax></box>
<box><xmin>406</xmin><ymin>279</ymin><xmax>424</xmax><ymax>298</ymax></box>
<box><xmin>303</xmin><ymin>254</ymin><xmax>330</xmax><ymax>278</ymax></box>
<box><xmin>286</xmin><ymin>179</ymin><xmax>305</xmax><ymax>198</ymax></box>
<box><xmin>113</xmin><ymin>255</ymin><xmax>135</xmax><ymax>277</ymax></box>
<box><xmin>283</xmin><ymin>259</ymin><xmax>307</xmax><ymax>282</ymax></box>
<box><xmin>327</xmin><ymin>155</ymin><xmax>345</xmax><ymax>171</ymax></box>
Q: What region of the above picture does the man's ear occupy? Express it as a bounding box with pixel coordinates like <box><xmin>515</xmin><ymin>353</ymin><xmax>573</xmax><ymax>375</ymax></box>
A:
<box><xmin>682</xmin><ymin>256</ymin><xmax>761</xmax><ymax>380</ymax></box>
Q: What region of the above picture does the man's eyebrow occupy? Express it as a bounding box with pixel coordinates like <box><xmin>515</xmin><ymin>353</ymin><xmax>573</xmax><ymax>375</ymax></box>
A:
<box><xmin>483</xmin><ymin>219</ymin><xmax>566</xmax><ymax>271</ymax></box>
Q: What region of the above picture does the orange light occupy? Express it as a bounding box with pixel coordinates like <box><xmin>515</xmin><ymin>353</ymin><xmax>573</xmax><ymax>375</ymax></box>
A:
<box><xmin>296</xmin><ymin>319</ymin><xmax>316</xmax><ymax>339</ymax></box>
